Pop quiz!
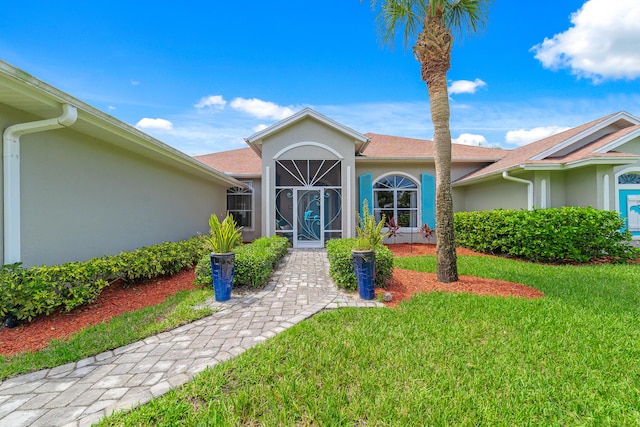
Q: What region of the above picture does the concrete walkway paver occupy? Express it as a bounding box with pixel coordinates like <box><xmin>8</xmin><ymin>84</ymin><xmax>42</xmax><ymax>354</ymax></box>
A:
<box><xmin>0</xmin><ymin>249</ymin><xmax>382</xmax><ymax>427</ymax></box>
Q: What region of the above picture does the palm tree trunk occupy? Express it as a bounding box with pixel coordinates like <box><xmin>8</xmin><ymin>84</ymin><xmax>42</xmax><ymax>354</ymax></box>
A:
<box><xmin>427</xmin><ymin>76</ymin><xmax>458</xmax><ymax>283</ymax></box>
<box><xmin>415</xmin><ymin>7</ymin><xmax>458</xmax><ymax>283</ymax></box>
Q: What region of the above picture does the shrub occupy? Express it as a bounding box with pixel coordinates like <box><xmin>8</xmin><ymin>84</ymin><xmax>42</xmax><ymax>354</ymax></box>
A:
<box><xmin>326</xmin><ymin>238</ymin><xmax>393</xmax><ymax>291</ymax></box>
<box><xmin>455</xmin><ymin>207</ymin><xmax>637</xmax><ymax>263</ymax></box>
<box><xmin>195</xmin><ymin>236</ymin><xmax>290</xmax><ymax>288</ymax></box>
<box><xmin>0</xmin><ymin>236</ymin><xmax>209</xmax><ymax>323</ymax></box>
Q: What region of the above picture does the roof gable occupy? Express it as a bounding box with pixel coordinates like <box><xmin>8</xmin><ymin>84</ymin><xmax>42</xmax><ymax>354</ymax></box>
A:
<box><xmin>456</xmin><ymin>112</ymin><xmax>640</xmax><ymax>185</ymax></box>
<box><xmin>531</xmin><ymin>111</ymin><xmax>639</xmax><ymax>160</ymax></box>
<box><xmin>244</xmin><ymin>108</ymin><xmax>370</xmax><ymax>156</ymax></box>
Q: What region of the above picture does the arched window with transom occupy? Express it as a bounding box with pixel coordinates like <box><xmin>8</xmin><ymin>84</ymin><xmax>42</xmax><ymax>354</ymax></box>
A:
<box><xmin>373</xmin><ymin>175</ymin><xmax>418</xmax><ymax>227</ymax></box>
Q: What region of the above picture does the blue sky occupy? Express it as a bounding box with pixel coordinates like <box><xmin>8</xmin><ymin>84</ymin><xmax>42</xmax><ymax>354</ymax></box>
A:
<box><xmin>2</xmin><ymin>0</ymin><xmax>639</xmax><ymax>155</ymax></box>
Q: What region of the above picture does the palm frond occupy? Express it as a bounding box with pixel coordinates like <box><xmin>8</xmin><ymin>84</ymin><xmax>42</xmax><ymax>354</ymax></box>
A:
<box><xmin>368</xmin><ymin>0</ymin><xmax>491</xmax><ymax>48</ymax></box>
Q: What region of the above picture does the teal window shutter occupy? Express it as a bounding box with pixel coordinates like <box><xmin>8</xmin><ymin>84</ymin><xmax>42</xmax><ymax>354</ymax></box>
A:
<box><xmin>359</xmin><ymin>173</ymin><xmax>373</xmax><ymax>217</ymax></box>
<box><xmin>421</xmin><ymin>173</ymin><xmax>435</xmax><ymax>228</ymax></box>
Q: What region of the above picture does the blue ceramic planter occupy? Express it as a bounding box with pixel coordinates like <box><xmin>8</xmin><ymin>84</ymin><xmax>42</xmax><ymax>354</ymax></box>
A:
<box><xmin>210</xmin><ymin>253</ymin><xmax>235</xmax><ymax>302</ymax></box>
<box><xmin>352</xmin><ymin>250</ymin><xmax>376</xmax><ymax>300</ymax></box>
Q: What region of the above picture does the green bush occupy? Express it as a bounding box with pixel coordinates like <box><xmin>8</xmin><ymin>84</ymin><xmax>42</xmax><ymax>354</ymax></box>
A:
<box><xmin>455</xmin><ymin>207</ymin><xmax>637</xmax><ymax>263</ymax></box>
<box><xmin>0</xmin><ymin>236</ymin><xmax>208</xmax><ymax>323</ymax></box>
<box><xmin>195</xmin><ymin>236</ymin><xmax>290</xmax><ymax>288</ymax></box>
<box><xmin>326</xmin><ymin>238</ymin><xmax>393</xmax><ymax>291</ymax></box>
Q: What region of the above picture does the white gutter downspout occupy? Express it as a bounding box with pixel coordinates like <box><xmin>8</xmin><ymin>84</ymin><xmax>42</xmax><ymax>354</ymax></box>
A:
<box><xmin>3</xmin><ymin>104</ymin><xmax>78</xmax><ymax>265</ymax></box>
<box><xmin>502</xmin><ymin>171</ymin><xmax>534</xmax><ymax>211</ymax></box>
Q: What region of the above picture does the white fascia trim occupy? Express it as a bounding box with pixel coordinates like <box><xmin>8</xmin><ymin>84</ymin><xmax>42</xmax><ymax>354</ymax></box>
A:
<box><xmin>79</xmin><ymin>113</ymin><xmax>243</xmax><ymax>188</ymax></box>
<box><xmin>453</xmin><ymin>166</ymin><xmax>523</xmax><ymax>187</ymax></box>
<box><xmin>531</xmin><ymin>111</ymin><xmax>640</xmax><ymax>161</ymax></box>
<box><xmin>272</xmin><ymin>141</ymin><xmax>344</xmax><ymax>160</ymax></box>
<box><xmin>0</xmin><ymin>61</ymin><xmax>241</xmax><ymax>188</ymax></box>
<box><xmin>594</xmin><ymin>127</ymin><xmax>640</xmax><ymax>153</ymax></box>
<box><xmin>521</xmin><ymin>156</ymin><xmax>640</xmax><ymax>171</ymax></box>
<box><xmin>355</xmin><ymin>156</ymin><xmax>501</xmax><ymax>163</ymax></box>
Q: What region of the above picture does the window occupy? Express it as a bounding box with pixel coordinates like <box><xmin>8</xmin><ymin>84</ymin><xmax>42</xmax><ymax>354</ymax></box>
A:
<box><xmin>227</xmin><ymin>181</ymin><xmax>253</xmax><ymax>229</ymax></box>
<box><xmin>619</xmin><ymin>173</ymin><xmax>640</xmax><ymax>185</ymax></box>
<box><xmin>373</xmin><ymin>175</ymin><xmax>418</xmax><ymax>227</ymax></box>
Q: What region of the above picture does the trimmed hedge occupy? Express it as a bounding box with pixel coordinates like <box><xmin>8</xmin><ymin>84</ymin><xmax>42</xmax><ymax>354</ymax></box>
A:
<box><xmin>455</xmin><ymin>207</ymin><xmax>638</xmax><ymax>263</ymax></box>
<box><xmin>0</xmin><ymin>237</ymin><xmax>208</xmax><ymax>323</ymax></box>
<box><xmin>195</xmin><ymin>236</ymin><xmax>290</xmax><ymax>289</ymax></box>
<box><xmin>326</xmin><ymin>238</ymin><xmax>393</xmax><ymax>291</ymax></box>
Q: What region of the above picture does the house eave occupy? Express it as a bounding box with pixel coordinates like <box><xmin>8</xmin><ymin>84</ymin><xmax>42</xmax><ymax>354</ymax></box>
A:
<box><xmin>453</xmin><ymin>166</ymin><xmax>524</xmax><ymax>187</ymax></box>
<box><xmin>531</xmin><ymin>111</ymin><xmax>640</xmax><ymax>161</ymax></box>
<box><xmin>0</xmin><ymin>60</ymin><xmax>243</xmax><ymax>188</ymax></box>
<box><xmin>521</xmin><ymin>156</ymin><xmax>640</xmax><ymax>171</ymax></box>
<box><xmin>356</xmin><ymin>156</ymin><xmax>501</xmax><ymax>163</ymax></box>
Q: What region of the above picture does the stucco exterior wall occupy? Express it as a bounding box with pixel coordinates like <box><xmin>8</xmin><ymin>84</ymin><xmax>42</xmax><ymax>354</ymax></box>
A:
<box><xmin>5</xmin><ymin>107</ymin><xmax>228</xmax><ymax>267</ymax></box>
<box><xmin>548</xmin><ymin>171</ymin><xmax>567</xmax><ymax>208</ymax></box>
<box><xmin>565</xmin><ymin>166</ymin><xmax>598</xmax><ymax>207</ymax></box>
<box><xmin>459</xmin><ymin>177</ymin><xmax>529</xmax><ymax>211</ymax></box>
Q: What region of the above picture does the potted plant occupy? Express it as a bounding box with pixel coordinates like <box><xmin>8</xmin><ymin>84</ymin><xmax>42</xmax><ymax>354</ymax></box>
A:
<box><xmin>205</xmin><ymin>212</ymin><xmax>243</xmax><ymax>301</ymax></box>
<box><xmin>352</xmin><ymin>200</ymin><xmax>388</xmax><ymax>300</ymax></box>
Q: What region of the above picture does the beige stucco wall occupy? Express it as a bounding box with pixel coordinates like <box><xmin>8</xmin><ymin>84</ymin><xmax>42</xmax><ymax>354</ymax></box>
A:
<box><xmin>565</xmin><ymin>166</ymin><xmax>598</xmax><ymax>207</ymax></box>
<box><xmin>459</xmin><ymin>176</ymin><xmax>530</xmax><ymax>211</ymax></box>
<box><xmin>3</xmin><ymin>105</ymin><xmax>228</xmax><ymax>267</ymax></box>
<box><xmin>259</xmin><ymin>117</ymin><xmax>358</xmax><ymax>240</ymax></box>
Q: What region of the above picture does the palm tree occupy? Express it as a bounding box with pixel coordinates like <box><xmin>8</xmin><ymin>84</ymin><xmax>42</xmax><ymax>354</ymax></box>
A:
<box><xmin>367</xmin><ymin>0</ymin><xmax>491</xmax><ymax>283</ymax></box>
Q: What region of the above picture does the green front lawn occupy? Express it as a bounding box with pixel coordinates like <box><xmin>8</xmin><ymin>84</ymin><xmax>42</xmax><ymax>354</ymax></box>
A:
<box><xmin>98</xmin><ymin>255</ymin><xmax>640</xmax><ymax>426</ymax></box>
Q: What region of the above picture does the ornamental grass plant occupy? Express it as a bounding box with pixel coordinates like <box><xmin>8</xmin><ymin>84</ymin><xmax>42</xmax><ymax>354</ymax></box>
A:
<box><xmin>205</xmin><ymin>213</ymin><xmax>243</xmax><ymax>254</ymax></box>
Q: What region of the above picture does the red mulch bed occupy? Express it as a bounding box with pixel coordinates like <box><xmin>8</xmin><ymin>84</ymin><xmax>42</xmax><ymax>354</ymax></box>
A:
<box><xmin>0</xmin><ymin>269</ymin><xmax>197</xmax><ymax>357</ymax></box>
<box><xmin>1</xmin><ymin>244</ymin><xmax>542</xmax><ymax>357</ymax></box>
<box><xmin>377</xmin><ymin>244</ymin><xmax>543</xmax><ymax>308</ymax></box>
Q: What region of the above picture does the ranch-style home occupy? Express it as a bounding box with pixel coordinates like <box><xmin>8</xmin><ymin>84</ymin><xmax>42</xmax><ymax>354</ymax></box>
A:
<box><xmin>2</xmin><ymin>60</ymin><xmax>639</xmax><ymax>267</ymax></box>
<box><xmin>196</xmin><ymin>108</ymin><xmax>640</xmax><ymax>247</ymax></box>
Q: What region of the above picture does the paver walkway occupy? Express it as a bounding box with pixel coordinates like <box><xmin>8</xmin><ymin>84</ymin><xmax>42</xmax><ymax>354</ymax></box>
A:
<box><xmin>0</xmin><ymin>249</ymin><xmax>383</xmax><ymax>427</ymax></box>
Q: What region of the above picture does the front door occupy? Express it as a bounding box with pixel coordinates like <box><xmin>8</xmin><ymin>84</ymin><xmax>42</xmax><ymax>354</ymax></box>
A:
<box><xmin>296</xmin><ymin>189</ymin><xmax>323</xmax><ymax>248</ymax></box>
<box><xmin>620</xmin><ymin>189</ymin><xmax>640</xmax><ymax>238</ymax></box>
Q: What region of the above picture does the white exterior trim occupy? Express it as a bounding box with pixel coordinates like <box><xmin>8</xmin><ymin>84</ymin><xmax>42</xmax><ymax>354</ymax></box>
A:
<box><xmin>614</xmin><ymin>167</ymin><xmax>640</xmax><ymax>240</ymax></box>
<box><xmin>604</xmin><ymin>174</ymin><xmax>610</xmax><ymax>211</ymax></box>
<box><xmin>265</xmin><ymin>166</ymin><xmax>271</xmax><ymax>237</ymax></box>
<box><xmin>594</xmin><ymin>127</ymin><xmax>640</xmax><ymax>154</ymax></box>
<box><xmin>272</xmin><ymin>141</ymin><xmax>344</xmax><ymax>160</ymax></box>
<box><xmin>372</xmin><ymin>171</ymin><xmax>421</xmax><ymax>231</ymax></box>
<box><xmin>531</xmin><ymin>111</ymin><xmax>640</xmax><ymax>161</ymax></box>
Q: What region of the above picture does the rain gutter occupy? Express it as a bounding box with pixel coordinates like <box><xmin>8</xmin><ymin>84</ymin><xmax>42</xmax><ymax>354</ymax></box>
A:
<box><xmin>3</xmin><ymin>103</ymin><xmax>77</xmax><ymax>264</ymax></box>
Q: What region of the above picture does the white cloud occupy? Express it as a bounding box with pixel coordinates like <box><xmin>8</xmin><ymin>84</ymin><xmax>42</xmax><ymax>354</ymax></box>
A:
<box><xmin>531</xmin><ymin>0</ymin><xmax>640</xmax><ymax>81</ymax></box>
<box><xmin>253</xmin><ymin>124</ymin><xmax>269</xmax><ymax>133</ymax></box>
<box><xmin>452</xmin><ymin>133</ymin><xmax>488</xmax><ymax>146</ymax></box>
<box><xmin>130</xmin><ymin>80</ymin><xmax>140</xmax><ymax>86</ymax></box>
<box><xmin>505</xmin><ymin>126</ymin><xmax>570</xmax><ymax>146</ymax></box>
<box><xmin>195</xmin><ymin>95</ymin><xmax>227</xmax><ymax>110</ymax></box>
<box><xmin>230</xmin><ymin>97</ymin><xmax>295</xmax><ymax>120</ymax></box>
<box><xmin>135</xmin><ymin>117</ymin><xmax>174</xmax><ymax>131</ymax></box>
<box><xmin>108</xmin><ymin>105</ymin><xmax>116</xmax><ymax>111</ymax></box>
<box><xmin>449</xmin><ymin>79</ymin><xmax>487</xmax><ymax>95</ymax></box>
